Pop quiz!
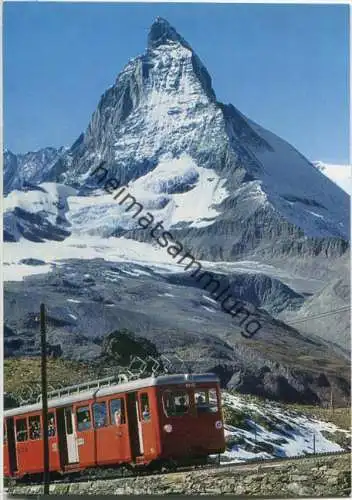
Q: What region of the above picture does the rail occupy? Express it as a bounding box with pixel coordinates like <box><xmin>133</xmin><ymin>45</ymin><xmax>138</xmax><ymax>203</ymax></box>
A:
<box><xmin>8</xmin><ymin>450</ymin><xmax>350</xmax><ymax>489</ymax></box>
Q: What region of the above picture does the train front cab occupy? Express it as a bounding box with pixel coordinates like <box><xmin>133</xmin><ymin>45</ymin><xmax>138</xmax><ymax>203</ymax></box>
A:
<box><xmin>157</xmin><ymin>380</ymin><xmax>225</xmax><ymax>462</ymax></box>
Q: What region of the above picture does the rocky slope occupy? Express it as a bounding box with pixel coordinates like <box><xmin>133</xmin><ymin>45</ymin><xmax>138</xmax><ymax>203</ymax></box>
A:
<box><xmin>281</xmin><ymin>274</ymin><xmax>350</xmax><ymax>352</ymax></box>
<box><xmin>4</xmin><ymin>258</ymin><xmax>351</xmax><ymax>405</ymax></box>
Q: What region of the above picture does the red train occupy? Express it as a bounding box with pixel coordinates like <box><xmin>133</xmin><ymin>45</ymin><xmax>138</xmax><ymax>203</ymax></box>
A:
<box><xmin>3</xmin><ymin>373</ymin><xmax>225</xmax><ymax>479</ymax></box>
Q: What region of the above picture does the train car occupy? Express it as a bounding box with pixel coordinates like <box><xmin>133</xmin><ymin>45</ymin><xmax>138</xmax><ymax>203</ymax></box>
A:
<box><xmin>3</xmin><ymin>373</ymin><xmax>225</xmax><ymax>479</ymax></box>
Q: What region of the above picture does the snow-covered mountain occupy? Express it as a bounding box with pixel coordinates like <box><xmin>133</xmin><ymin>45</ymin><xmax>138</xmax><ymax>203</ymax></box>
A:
<box><xmin>4</xmin><ymin>18</ymin><xmax>349</xmax><ymax>257</ymax></box>
<box><xmin>8</xmin><ymin>17</ymin><xmax>347</xmax><ymax>266</ymax></box>
<box><xmin>313</xmin><ymin>161</ymin><xmax>351</xmax><ymax>196</ymax></box>
<box><xmin>4</xmin><ymin>146</ymin><xmax>67</xmax><ymax>195</ymax></box>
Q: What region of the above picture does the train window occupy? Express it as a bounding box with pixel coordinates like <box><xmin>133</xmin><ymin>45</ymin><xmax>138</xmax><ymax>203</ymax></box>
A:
<box><xmin>29</xmin><ymin>415</ymin><xmax>41</xmax><ymax>440</ymax></box>
<box><xmin>194</xmin><ymin>389</ymin><xmax>219</xmax><ymax>414</ymax></box>
<box><xmin>48</xmin><ymin>413</ymin><xmax>56</xmax><ymax>437</ymax></box>
<box><xmin>16</xmin><ymin>418</ymin><xmax>28</xmax><ymax>442</ymax></box>
<box><xmin>93</xmin><ymin>402</ymin><xmax>108</xmax><ymax>428</ymax></box>
<box><xmin>140</xmin><ymin>393</ymin><xmax>151</xmax><ymax>421</ymax></box>
<box><xmin>77</xmin><ymin>406</ymin><xmax>92</xmax><ymax>431</ymax></box>
<box><xmin>163</xmin><ymin>391</ymin><xmax>190</xmax><ymax>417</ymax></box>
<box><xmin>110</xmin><ymin>398</ymin><xmax>126</xmax><ymax>425</ymax></box>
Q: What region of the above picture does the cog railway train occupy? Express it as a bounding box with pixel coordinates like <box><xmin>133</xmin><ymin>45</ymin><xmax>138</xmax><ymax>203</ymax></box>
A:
<box><xmin>3</xmin><ymin>373</ymin><xmax>225</xmax><ymax>479</ymax></box>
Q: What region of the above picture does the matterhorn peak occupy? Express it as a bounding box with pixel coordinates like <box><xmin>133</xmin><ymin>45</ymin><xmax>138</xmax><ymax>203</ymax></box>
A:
<box><xmin>148</xmin><ymin>16</ymin><xmax>191</xmax><ymax>50</ymax></box>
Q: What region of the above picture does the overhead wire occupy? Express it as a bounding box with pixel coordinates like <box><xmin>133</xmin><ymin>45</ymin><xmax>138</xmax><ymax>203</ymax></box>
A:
<box><xmin>287</xmin><ymin>306</ymin><xmax>351</xmax><ymax>326</ymax></box>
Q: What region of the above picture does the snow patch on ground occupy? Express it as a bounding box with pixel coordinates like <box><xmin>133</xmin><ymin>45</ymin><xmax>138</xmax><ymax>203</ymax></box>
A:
<box><xmin>203</xmin><ymin>295</ymin><xmax>218</xmax><ymax>304</ymax></box>
<box><xmin>3</xmin><ymin>262</ymin><xmax>52</xmax><ymax>282</ymax></box>
<box><xmin>4</xmin><ymin>183</ymin><xmax>77</xmax><ymax>226</ymax></box>
<box><xmin>3</xmin><ymin>235</ymin><xmax>324</xmax><ymax>294</ymax></box>
<box><xmin>202</xmin><ymin>305</ymin><xmax>216</xmax><ymax>313</ymax></box>
<box><xmin>220</xmin><ymin>392</ymin><xmax>348</xmax><ymax>463</ymax></box>
<box><xmin>3</xmin><ymin>236</ymin><xmax>180</xmax><ymax>282</ymax></box>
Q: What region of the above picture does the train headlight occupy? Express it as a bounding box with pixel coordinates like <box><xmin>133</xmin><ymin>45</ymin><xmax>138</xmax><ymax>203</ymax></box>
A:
<box><xmin>215</xmin><ymin>420</ymin><xmax>223</xmax><ymax>429</ymax></box>
<box><xmin>163</xmin><ymin>424</ymin><xmax>173</xmax><ymax>433</ymax></box>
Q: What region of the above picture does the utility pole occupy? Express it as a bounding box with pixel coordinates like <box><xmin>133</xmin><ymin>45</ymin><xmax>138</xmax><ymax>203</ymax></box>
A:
<box><xmin>40</xmin><ymin>303</ymin><xmax>50</xmax><ymax>495</ymax></box>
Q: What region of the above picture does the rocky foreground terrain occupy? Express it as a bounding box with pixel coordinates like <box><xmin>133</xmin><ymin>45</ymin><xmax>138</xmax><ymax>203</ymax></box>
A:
<box><xmin>8</xmin><ymin>454</ymin><xmax>351</xmax><ymax>497</ymax></box>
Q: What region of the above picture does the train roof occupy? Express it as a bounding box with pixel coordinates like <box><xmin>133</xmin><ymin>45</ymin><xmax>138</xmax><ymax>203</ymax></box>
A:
<box><xmin>4</xmin><ymin>373</ymin><xmax>220</xmax><ymax>417</ymax></box>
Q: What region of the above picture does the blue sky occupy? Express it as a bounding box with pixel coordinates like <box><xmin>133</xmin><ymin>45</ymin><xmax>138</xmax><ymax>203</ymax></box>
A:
<box><xmin>4</xmin><ymin>2</ymin><xmax>349</xmax><ymax>163</ymax></box>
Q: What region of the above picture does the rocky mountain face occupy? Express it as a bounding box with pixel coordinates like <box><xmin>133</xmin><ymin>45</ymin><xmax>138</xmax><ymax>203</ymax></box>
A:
<box><xmin>3</xmin><ymin>18</ymin><xmax>350</xmax><ymax>403</ymax></box>
<box><xmin>281</xmin><ymin>274</ymin><xmax>350</xmax><ymax>353</ymax></box>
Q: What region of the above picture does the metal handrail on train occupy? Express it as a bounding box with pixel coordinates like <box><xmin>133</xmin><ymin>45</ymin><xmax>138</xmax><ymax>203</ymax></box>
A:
<box><xmin>21</xmin><ymin>354</ymin><xmax>176</xmax><ymax>406</ymax></box>
<box><xmin>35</xmin><ymin>354</ymin><xmax>165</xmax><ymax>404</ymax></box>
<box><xmin>36</xmin><ymin>374</ymin><xmax>130</xmax><ymax>403</ymax></box>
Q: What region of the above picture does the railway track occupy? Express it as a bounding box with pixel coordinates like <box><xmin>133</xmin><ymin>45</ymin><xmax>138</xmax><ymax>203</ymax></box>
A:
<box><xmin>10</xmin><ymin>450</ymin><xmax>350</xmax><ymax>488</ymax></box>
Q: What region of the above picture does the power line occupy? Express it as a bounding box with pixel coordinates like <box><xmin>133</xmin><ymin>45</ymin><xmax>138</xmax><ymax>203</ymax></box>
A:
<box><xmin>289</xmin><ymin>306</ymin><xmax>350</xmax><ymax>325</ymax></box>
<box><xmin>287</xmin><ymin>306</ymin><xmax>351</xmax><ymax>326</ymax></box>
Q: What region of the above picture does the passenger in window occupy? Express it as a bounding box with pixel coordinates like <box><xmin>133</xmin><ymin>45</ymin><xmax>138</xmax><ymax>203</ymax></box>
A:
<box><xmin>177</xmin><ymin>396</ymin><xmax>187</xmax><ymax>413</ymax></box>
<box><xmin>114</xmin><ymin>409</ymin><xmax>122</xmax><ymax>425</ymax></box>
<box><xmin>17</xmin><ymin>431</ymin><xmax>24</xmax><ymax>442</ymax></box>
<box><xmin>35</xmin><ymin>421</ymin><xmax>41</xmax><ymax>438</ymax></box>
<box><xmin>30</xmin><ymin>421</ymin><xmax>40</xmax><ymax>440</ymax></box>
<box><xmin>79</xmin><ymin>410</ymin><xmax>91</xmax><ymax>431</ymax></box>
<box><xmin>142</xmin><ymin>405</ymin><xmax>150</xmax><ymax>421</ymax></box>
<box><xmin>196</xmin><ymin>394</ymin><xmax>210</xmax><ymax>413</ymax></box>
<box><xmin>29</xmin><ymin>423</ymin><xmax>35</xmax><ymax>440</ymax></box>
<box><xmin>96</xmin><ymin>417</ymin><xmax>105</xmax><ymax>428</ymax></box>
<box><xmin>197</xmin><ymin>395</ymin><xmax>204</xmax><ymax>404</ymax></box>
<box><xmin>48</xmin><ymin>417</ymin><xmax>56</xmax><ymax>437</ymax></box>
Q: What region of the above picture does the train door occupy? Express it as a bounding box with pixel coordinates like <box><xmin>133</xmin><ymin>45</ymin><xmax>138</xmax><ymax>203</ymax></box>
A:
<box><xmin>6</xmin><ymin>417</ymin><xmax>17</xmax><ymax>474</ymax></box>
<box><xmin>64</xmin><ymin>407</ymin><xmax>79</xmax><ymax>464</ymax></box>
<box><xmin>138</xmin><ymin>392</ymin><xmax>156</xmax><ymax>460</ymax></box>
<box><xmin>126</xmin><ymin>392</ymin><xmax>143</xmax><ymax>459</ymax></box>
<box><xmin>57</xmin><ymin>407</ymin><xmax>79</xmax><ymax>465</ymax></box>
